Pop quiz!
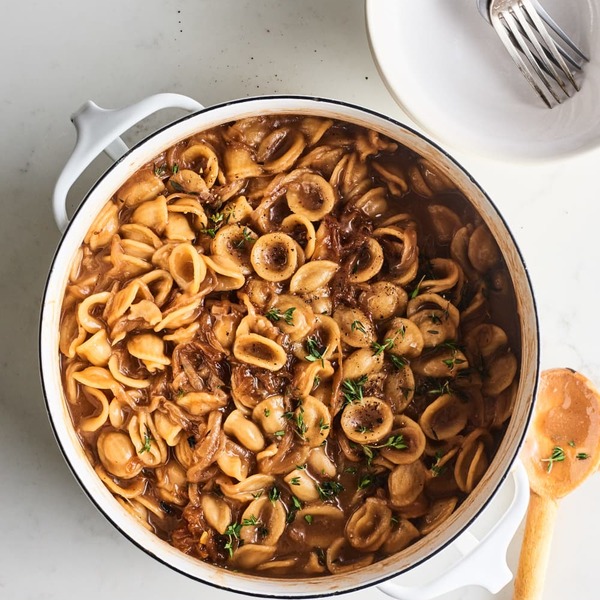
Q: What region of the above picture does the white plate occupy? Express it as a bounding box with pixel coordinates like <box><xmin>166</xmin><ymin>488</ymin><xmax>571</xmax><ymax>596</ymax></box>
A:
<box><xmin>366</xmin><ymin>0</ymin><xmax>600</xmax><ymax>161</ymax></box>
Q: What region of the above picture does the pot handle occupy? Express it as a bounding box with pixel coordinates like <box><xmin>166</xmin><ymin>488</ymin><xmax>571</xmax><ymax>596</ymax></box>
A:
<box><xmin>377</xmin><ymin>460</ymin><xmax>529</xmax><ymax>600</ymax></box>
<box><xmin>52</xmin><ymin>93</ymin><xmax>204</xmax><ymax>232</ymax></box>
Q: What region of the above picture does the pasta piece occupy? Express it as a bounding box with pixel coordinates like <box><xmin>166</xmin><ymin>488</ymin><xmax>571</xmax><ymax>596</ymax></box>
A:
<box><xmin>257</xmin><ymin>127</ymin><xmax>306</xmax><ymax>173</ymax></box>
<box><xmin>202</xmin><ymin>254</ymin><xmax>245</xmax><ymax>291</ymax></box>
<box><xmin>381</xmin><ymin>518</ymin><xmax>420</xmax><ymax>554</ymax></box>
<box><xmin>411</xmin><ymin>346</ymin><xmax>470</xmax><ymax>379</ymax></box>
<box><xmin>154</xmin><ymin>460</ymin><xmax>188</xmax><ymax>505</ymax></box>
<box><xmin>290</xmin><ymin>505</ymin><xmax>346</xmax><ymax>548</ymax></box>
<box><xmin>359</xmin><ymin>281</ymin><xmax>408</xmax><ymax>322</ymax></box>
<box><xmin>233</xmin><ymin>333</ymin><xmax>287</xmax><ymax>372</ymax></box>
<box><xmin>217</xmin><ymin>438</ymin><xmax>251</xmax><ymax>481</ymax></box>
<box><xmin>75</xmin><ymin>329</ymin><xmax>112</xmax><ymax>367</ymax></box>
<box><xmin>419</xmin><ymin>393</ymin><xmax>470</xmax><ymax>441</ymax></box>
<box><xmin>379</xmin><ymin>415</ymin><xmax>426</xmax><ymax>465</ymax></box>
<box><xmin>267</xmin><ymin>294</ymin><xmax>314</xmax><ymax>342</ymax></box>
<box><xmin>342</xmin><ymin>347</ymin><xmax>385</xmax><ymax>381</ymax></box>
<box><xmin>201</xmin><ymin>494</ymin><xmax>232</xmax><ymax>534</ymax></box>
<box><xmin>59</xmin><ymin>310</ymin><xmax>87</xmax><ymax>359</ymax></box>
<box><xmin>468</xmin><ymin>224</ymin><xmax>501</xmax><ymax>273</ymax></box>
<box><xmin>293</xmin><ymin>359</ymin><xmax>334</xmax><ymax>398</ymax></box>
<box><xmin>284</xmin><ymin>468</ymin><xmax>320</xmax><ymax>502</ymax></box>
<box><xmin>180</xmin><ymin>142</ymin><xmax>219</xmax><ymax>188</ymax></box>
<box><xmin>108</xmin><ymin>355</ymin><xmax>150</xmax><ymax>389</ymax></box>
<box><xmin>72</xmin><ymin>366</ymin><xmax>121</xmax><ymax>393</ymax></box>
<box><xmin>347</xmin><ymin>237</ymin><xmax>384</xmax><ymax>283</ymax></box>
<box><xmin>407</xmin><ymin>293</ymin><xmax>460</xmax><ymax>328</ymax></box>
<box><xmin>454</xmin><ymin>429</ymin><xmax>493</xmax><ymax>493</ymax></box>
<box><xmin>420</xmin><ymin>258</ymin><xmax>462</xmax><ymax>294</ymax></box>
<box><xmin>353</xmin><ymin>186</ymin><xmax>388</xmax><ymax>219</ymax></box>
<box><xmin>340</xmin><ymin>397</ymin><xmax>394</xmax><ymax>444</ymax></box>
<box><xmin>168</xmin><ymin>169</ymin><xmax>209</xmax><ymax>195</ymax></box>
<box><xmin>168</xmin><ymin>242</ymin><xmax>206</xmax><ymax>294</ymax></box>
<box><xmin>153</xmin><ymin>410</ymin><xmax>184</xmax><ymax>447</ymax></box>
<box><xmin>120</xmin><ymin>223</ymin><xmax>163</xmax><ymax>248</ymax></box>
<box><xmin>224</xmin><ymin>409</ymin><xmax>266</xmax><ymax>452</ymax></box>
<box><xmin>280</xmin><ymin>214</ymin><xmax>316</xmax><ymax>259</ymax></box>
<box><xmin>116</xmin><ymin>169</ymin><xmax>165</xmax><ymax>207</ymax></box>
<box><xmin>77</xmin><ymin>291</ymin><xmax>111</xmax><ymax>334</ymax></box>
<box><xmin>334</xmin><ymin>307</ymin><xmax>375</xmax><ymax>349</ymax></box>
<box><xmin>252</xmin><ymin>395</ymin><xmax>287</xmax><ymax>436</ymax></box>
<box><xmin>326</xmin><ymin>537</ymin><xmax>374</xmax><ymax>574</ymax></box>
<box><xmin>167</xmin><ymin>194</ymin><xmax>209</xmax><ymax>230</ymax></box>
<box><xmin>131</xmin><ymin>196</ymin><xmax>169</xmax><ymax>234</ymax></box>
<box><xmin>294</xmin><ymin>396</ymin><xmax>331</xmax><ymax>448</ymax></box>
<box><xmin>419</xmin><ymin>497</ymin><xmax>458</xmax><ymax>536</ymax></box>
<box><xmin>105</xmin><ymin>280</ymin><xmax>152</xmax><ymax>327</ymax></box>
<box><xmin>94</xmin><ymin>465</ymin><xmax>146</xmax><ymax>499</ymax></box>
<box><xmin>383</xmin><ymin>317</ymin><xmax>424</xmax><ymax>359</ymax></box>
<box><xmin>127</xmin><ymin>333</ymin><xmax>170</xmax><ymax>372</ymax></box>
<box><xmin>307</xmin><ymin>446</ymin><xmax>337</xmax><ymax>478</ymax></box>
<box><xmin>176</xmin><ymin>391</ymin><xmax>228</xmax><ymax>416</ymax></box>
<box><xmin>219</xmin><ymin>474</ymin><xmax>275</xmax><ymax>503</ymax></box>
<box><xmin>345</xmin><ymin>497</ymin><xmax>392</xmax><ymax>551</ymax></box>
<box><xmin>383</xmin><ymin>364</ymin><xmax>415</xmax><ymax>413</ymax></box>
<box><xmin>250</xmin><ymin>232</ymin><xmax>299</xmax><ymax>282</ymax></box>
<box><xmin>223</xmin><ymin>143</ymin><xmax>263</xmax><ymax>180</ymax></box>
<box><xmin>86</xmin><ymin>200</ymin><xmax>120</xmax><ymax>251</ymax></box>
<box><xmin>164</xmin><ymin>212</ymin><xmax>196</xmax><ymax>241</ymax></box>
<box><xmin>286</xmin><ymin>171</ymin><xmax>336</xmax><ymax>221</ymax></box>
<box><xmin>211</xmin><ymin>224</ymin><xmax>258</xmax><ymax>275</ymax></box>
<box><xmin>128</xmin><ymin>413</ymin><xmax>168</xmax><ymax>467</ymax></box>
<box><xmin>239</xmin><ymin>496</ymin><xmax>286</xmax><ymax>546</ymax></box>
<box><xmin>97</xmin><ymin>430</ymin><xmax>143</xmax><ymax>479</ymax></box>
<box><xmin>373</xmin><ymin>224</ymin><xmax>419</xmax><ymax>285</ymax></box>
<box><xmin>232</xmin><ymin>545</ymin><xmax>277</xmax><ymax>570</ymax></box>
<box><xmin>79</xmin><ymin>387</ymin><xmax>110</xmax><ymax>432</ymax></box>
<box><xmin>388</xmin><ymin>461</ymin><xmax>426</xmax><ymax>507</ymax></box>
<box><xmin>222</xmin><ymin>195</ymin><xmax>253</xmax><ymax>223</ymax></box>
<box><xmin>119</xmin><ymin>239</ymin><xmax>156</xmax><ymax>261</ymax></box>
<box><xmin>289</xmin><ymin>260</ymin><xmax>338</xmax><ymax>295</ymax></box>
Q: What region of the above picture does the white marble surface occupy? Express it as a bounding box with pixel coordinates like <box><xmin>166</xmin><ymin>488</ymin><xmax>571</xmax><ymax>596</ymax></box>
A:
<box><xmin>1</xmin><ymin>1</ymin><xmax>599</xmax><ymax>599</ymax></box>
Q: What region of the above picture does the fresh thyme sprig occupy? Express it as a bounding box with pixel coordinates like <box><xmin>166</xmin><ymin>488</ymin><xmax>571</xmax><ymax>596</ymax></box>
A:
<box><xmin>351</xmin><ymin>320</ymin><xmax>367</xmax><ymax>334</ymax></box>
<box><xmin>342</xmin><ymin>375</ymin><xmax>368</xmax><ymax>404</ymax></box>
<box><xmin>305</xmin><ymin>336</ymin><xmax>326</xmax><ymax>367</ymax></box>
<box><xmin>139</xmin><ymin>425</ymin><xmax>153</xmax><ymax>454</ymax></box>
<box><xmin>316</xmin><ymin>481</ymin><xmax>344</xmax><ymax>500</ymax></box>
<box><xmin>541</xmin><ymin>446</ymin><xmax>566</xmax><ymax>473</ymax></box>
<box><xmin>265</xmin><ymin>306</ymin><xmax>296</xmax><ymax>326</ymax></box>
<box><xmin>371</xmin><ymin>338</ymin><xmax>394</xmax><ymax>356</ymax></box>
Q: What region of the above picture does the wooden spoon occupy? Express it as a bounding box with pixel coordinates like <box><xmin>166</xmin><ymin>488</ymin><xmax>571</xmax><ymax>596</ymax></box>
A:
<box><xmin>513</xmin><ymin>368</ymin><xmax>600</xmax><ymax>600</ymax></box>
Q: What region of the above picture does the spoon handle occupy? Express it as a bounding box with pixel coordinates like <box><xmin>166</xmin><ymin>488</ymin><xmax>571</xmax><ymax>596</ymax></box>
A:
<box><xmin>513</xmin><ymin>491</ymin><xmax>558</xmax><ymax>600</ymax></box>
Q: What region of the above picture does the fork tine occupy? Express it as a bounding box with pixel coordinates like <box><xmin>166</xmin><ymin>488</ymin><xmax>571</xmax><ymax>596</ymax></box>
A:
<box><xmin>520</xmin><ymin>0</ymin><xmax>580</xmax><ymax>91</ymax></box>
<box><xmin>510</xmin><ymin>2</ymin><xmax>570</xmax><ymax>97</ymax></box>
<box><xmin>490</xmin><ymin>12</ymin><xmax>554</xmax><ymax>108</ymax></box>
<box><xmin>528</xmin><ymin>0</ymin><xmax>589</xmax><ymax>63</ymax></box>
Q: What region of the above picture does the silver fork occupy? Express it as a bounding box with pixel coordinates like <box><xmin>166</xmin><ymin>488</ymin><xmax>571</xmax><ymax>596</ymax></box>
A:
<box><xmin>477</xmin><ymin>0</ymin><xmax>589</xmax><ymax>108</ymax></box>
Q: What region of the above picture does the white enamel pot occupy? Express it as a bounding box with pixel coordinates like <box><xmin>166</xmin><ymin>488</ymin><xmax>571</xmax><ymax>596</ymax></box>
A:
<box><xmin>40</xmin><ymin>94</ymin><xmax>539</xmax><ymax>599</ymax></box>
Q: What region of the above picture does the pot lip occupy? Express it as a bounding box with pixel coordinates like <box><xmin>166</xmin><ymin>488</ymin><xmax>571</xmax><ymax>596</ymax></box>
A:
<box><xmin>39</xmin><ymin>93</ymin><xmax>540</xmax><ymax>597</ymax></box>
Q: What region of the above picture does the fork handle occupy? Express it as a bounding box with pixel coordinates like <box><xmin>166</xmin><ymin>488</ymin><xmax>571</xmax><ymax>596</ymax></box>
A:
<box><xmin>513</xmin><ymin>491</ymin><xmax>558</xmax><ymax>600</ymax></box>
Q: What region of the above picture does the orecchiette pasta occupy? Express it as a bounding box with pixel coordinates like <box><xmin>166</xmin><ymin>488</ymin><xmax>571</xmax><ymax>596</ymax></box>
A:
<box><xmin>60</xmin><ymin>114</ymin><xmax>520</xmax><ymax>578</ymax></box>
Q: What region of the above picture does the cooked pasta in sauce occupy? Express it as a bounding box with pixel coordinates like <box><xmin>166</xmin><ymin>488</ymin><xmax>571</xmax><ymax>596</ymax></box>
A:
<box><xmin>59</xmin><ymin>114</ymin><xmax>520</xmax><ymax>577</ymax></box>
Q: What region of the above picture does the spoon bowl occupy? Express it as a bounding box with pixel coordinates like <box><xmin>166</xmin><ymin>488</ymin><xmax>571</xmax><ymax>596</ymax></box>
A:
<box><xmin>514</xmin><ymin>368</ymin><xmax>600</xmax><ymax>599</ymax></box>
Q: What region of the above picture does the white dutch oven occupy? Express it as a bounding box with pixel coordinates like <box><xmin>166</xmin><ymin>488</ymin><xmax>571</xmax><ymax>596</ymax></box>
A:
<box><xmin>40</xmin><ymin>94</ymin><xmax>539</xmax><ymax>599</ymax></box>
